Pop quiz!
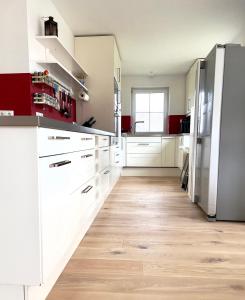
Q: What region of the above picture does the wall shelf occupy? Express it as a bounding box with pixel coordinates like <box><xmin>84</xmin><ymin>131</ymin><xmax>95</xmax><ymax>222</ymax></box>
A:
<box><xmin>36</xmin><ymin>36</ymin><xmax>87</xmax><ymax>78</ymax></box>
<box><xmin>36</xmin><ymin>61</ymin><xmax>88</xmax><ymax>94</ymax></box>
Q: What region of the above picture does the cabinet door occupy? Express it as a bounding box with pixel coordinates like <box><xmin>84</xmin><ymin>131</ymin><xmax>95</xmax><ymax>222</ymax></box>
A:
<box><xmin>162</xmin><ymin>138</ymin><xmax>176</xmax><ymax>167</ymax></box>
<box><xmin>39</xmin><ymin>153</ymin><xmax>74</xmax><ymax>283</ymax></box>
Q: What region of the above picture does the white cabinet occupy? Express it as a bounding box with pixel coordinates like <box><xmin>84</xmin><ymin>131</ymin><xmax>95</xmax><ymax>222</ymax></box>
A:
<box><xmin>75</xmin><ymin>36</ymin><xmax>121</xmax><ymax>132</ymax></box>
<box><xmin>126</xmin><ymin>137</ymin><xmax>162</xmax><ymax>167</ymax></box>
<box><xmin>162</xmin><ymin>138</ymin><xmax>176</xmax><ymax>167</ymax></box>
<box><xmin>176</xmin><ymin>136</ymin><xmax>190</xmax><ymax>170</ymax></box>
<box><xmin>98</xmin><ymin>147</ymin><xmax>110</xmax><ymax>172</ymax></box>
<box><xmin>0</xmin><ymin>127</ymin><xmax>121</xmax><ymax>300</ymax></box>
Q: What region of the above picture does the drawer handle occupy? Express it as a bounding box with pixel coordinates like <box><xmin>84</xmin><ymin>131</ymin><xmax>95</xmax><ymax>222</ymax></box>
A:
<box><xmin>49</xmin><ymin>160</ymin><xmax>71</xmax><ymax>168</ymax></box>
<box><xmin>103</xmin><ymin>138</ymin><xmax>108</xmax><ymax>141</ymax></box>
<box><xmin>116</xmin><ymin>146</ymin><xmax>120</xmax><ymax>149</ymax></box>
<box><xmin>81</xmin><ymin>185</ymin><xmax>93</xmax><ymax>194</ymax></box>
<box><xmin>48</xmin><ymin>136</ymin><xmax>71</xmax><ymax>140</ymax></box>
<box><xmin>115</xmin><ymin>161</ymin><xmax>120</xmax><ymax>163</ymax></box>
<box><xmin>103</xmin><ymin>149</ymin><xmax>109</xmax><ymax>152</ymax></box>
<box><xmin>81</xmin><ymin>154</ymin><xmax>93</xmax><ymax>159</ymax></box>
<box><xmin>116</xmin><ymin>154</ymin><xmax>120</xmax><ymax>156</ymax></box>
<box><xmin>137</xmin><ymin>143</ymin><xmax>149</xmax><ymax>146</ymax></box>
<box><xmin>104</xmin><ymin>170</ymin><xmax>110</xmax><ymax>175</ymax></box>
<box><xmin>81</xmin><ymin>137</ymin><xmax>93</xmax><ymax>141</ymax></box>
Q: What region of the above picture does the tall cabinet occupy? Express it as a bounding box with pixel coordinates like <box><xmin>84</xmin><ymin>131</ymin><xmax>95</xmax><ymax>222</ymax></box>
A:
<box><xmin>75</xmin><ymin>36</ymin><xmax>121</xmax><ymax>133</ymax></box>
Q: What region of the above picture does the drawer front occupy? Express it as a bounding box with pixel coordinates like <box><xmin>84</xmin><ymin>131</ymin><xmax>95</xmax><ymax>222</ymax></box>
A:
<box><xmin>127</xmin><ymin>153</ymin><xmax>162</xmax><ymax>167</ymax></box>
<box><xmin>75</xmin><ymin>133</ymin><xmax>95</xmax><ymax>151</ymax></box>
<box><xmin>98</xmin><ymin>147</ymin><xmax>110</xmax><ymax>172</ymax></box>
<box><xmin>127</xmin><ymin>137</ymin><xmax>161</xmax><ymax>143</ymax></box>
<box><xmin>38</xmin><ymin>128</ymin><xmax>75</xmax><ymax>156</ymax></box>
<box><xmin>127</xmin><ymin>142</ymin><xmax>161</xmax><ymax>154</ymax></box>
<box><xmin>99</xmin><ymin>168</ymin><xmax>111</xmax><ymax>199</ymax></box>
<box><xmin>39</xmin><ymin>153</ymin><xmax>74</xmax><ymax>282</ymax></box>
<box><xmin>97</xmin><ymin>135</ymin><xmax>110</xmax><ymax>148</ymax></box>
<box><xmin>69</xmin><ymin>177</ymin><xmax>97</xmax><ymax>230</ymax></box>
<box><xmin>38</xmin><ymin>129</ymin><xmax>95</xmax><ymax>157</ymax></box>
<box><xmin>73</xmin><ymin>149</ymin><xmax>96</xmax><ymax>189</ymax></box>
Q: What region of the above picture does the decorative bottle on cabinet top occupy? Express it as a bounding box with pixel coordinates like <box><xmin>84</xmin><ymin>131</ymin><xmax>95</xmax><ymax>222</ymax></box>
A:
<box><xmin>44</xmin><ymin>16</ymin><xmax>58</xmax><ymax>37</ymax></box>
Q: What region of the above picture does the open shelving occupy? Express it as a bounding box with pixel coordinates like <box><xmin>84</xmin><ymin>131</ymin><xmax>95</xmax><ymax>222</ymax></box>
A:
<box><xmin>36</xmin><ymin>36</ymin><xmax>88</xmax><ymax>94</ymax></box>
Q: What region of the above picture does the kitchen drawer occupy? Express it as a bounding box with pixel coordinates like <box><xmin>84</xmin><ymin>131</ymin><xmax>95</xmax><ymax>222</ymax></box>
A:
<box><xmin>73</xmin><ymin>149</ymin><xmax>96</xmax><ymax>188</ymax></box>
<box><xmin>99</xmin><ymin>168</ymin><xmax>111</xmax><ymax>199</ymax></box>
<box><xmin>39</xmin><ymin>153</ymin><xmax>74</xmax><ymax>282</ymax></box>
<box><xmin>74</xmin><ymin>133</ymin><xmax>95</xmax><ymax>151</ymax></box>
<box><xmin>38</xmin><ymin>129</ymin><xmax>96</xmax><ymax>157</ymax></box>
<box><xmin>126</xmin><ymin>136</ymin><xmax>161</xmax><ymax>143</ymax></box>
<box><xmin>38</xmin><ymin>128</ymin><xmax>76</xmax><ymax>157</ymax></box>
<box><xmin>97</xmin><ymin>135</ymin><xmax>110</xmax><ymax>148</ymax></box>
<box><xmin>127</xmin><ymin>142</ymin><xmax>162</xmax><ymax>154</ymax></box>
<box><xmin>98</xmin><ymin>147</ymin><xmax>110</xmax><ymax>172</ymax></box>
<box><xmin>127</xmin><ymin>153</ymin><xmax>162</xmax><ymax>167</ymax></box>
<box><xmin>69</xmin><ymin>177</ymin><xmax>97</xmax><ymax>230</ymax></box>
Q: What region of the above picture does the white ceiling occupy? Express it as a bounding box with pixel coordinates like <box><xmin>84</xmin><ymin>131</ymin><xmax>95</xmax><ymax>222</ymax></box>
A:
<box><xmin>52</xmin><ymin>0</ymin><xmax>245</xmax><ymax>75</ymax></box>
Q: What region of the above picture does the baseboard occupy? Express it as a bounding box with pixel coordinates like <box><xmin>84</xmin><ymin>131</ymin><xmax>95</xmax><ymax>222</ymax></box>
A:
<box><xmin>122</xmin><ymin>167</ymin><xmax>181</xmax><ymax>177</ymax></box>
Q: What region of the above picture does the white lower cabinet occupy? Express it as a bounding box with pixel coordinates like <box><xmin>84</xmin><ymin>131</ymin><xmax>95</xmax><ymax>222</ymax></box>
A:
<box><xmin>162</xmin><ymin>138</ymin><xmax>176</xmax><ymax>167</ymax></box>
<box><xmin>0</xmin><ymin>128</ymin><xmax>121</xmax><ymax>300</ymax></box>
<box><xmin>126</xmin><ymin>137</ymin><xmax>162</xmax><ymax>167</ymax></box>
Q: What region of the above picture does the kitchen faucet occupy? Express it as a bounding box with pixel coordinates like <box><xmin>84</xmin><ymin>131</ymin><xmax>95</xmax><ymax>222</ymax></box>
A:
<box><xmin>133</xmin><ymin>121</ymin><xmax>144</xmax><ymax>134</ymax></box>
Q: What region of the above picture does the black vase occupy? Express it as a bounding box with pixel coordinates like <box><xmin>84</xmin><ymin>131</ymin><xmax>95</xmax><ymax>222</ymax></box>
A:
<box><xmin>45</xmin><ymin>16</ymin><xmax>58</xmax><ymax>37</ymax></box>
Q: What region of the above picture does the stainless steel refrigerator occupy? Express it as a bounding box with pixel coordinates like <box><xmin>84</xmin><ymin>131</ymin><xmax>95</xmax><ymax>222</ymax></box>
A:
<box><xmin>194</xmin><ymin>44</ymin><xmax>245</xmax><ymax>221</ymax></box>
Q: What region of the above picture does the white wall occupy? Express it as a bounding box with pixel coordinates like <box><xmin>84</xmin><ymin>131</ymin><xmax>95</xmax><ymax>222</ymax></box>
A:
<box><xmin>0</xmin><ymin>0</ymin><xmax>74</xmax><ymax>74</ymax></box>
<box><xmin>121</xmin><ymin>74</ymin><xmax>186</xmax><ymax>116</ymax></box>
<box><xmin>27</xmin><ymin>0</ymin><xmax>75</xmax><ymax>72</ymax></box>
<box><xmin>0</xmin><ymin>0</ymin><xmax>30</xmax><ymax>73</ymax></box>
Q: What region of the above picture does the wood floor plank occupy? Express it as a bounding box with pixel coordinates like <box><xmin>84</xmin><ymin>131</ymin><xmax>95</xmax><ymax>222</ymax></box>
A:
<box><xmin>47</xmin><ymin>176</ymin><xmax>245</xmax><ymax>300</ymax></box>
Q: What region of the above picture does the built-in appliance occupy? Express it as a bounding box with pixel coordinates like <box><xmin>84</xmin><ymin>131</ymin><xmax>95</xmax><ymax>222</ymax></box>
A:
<box><xmin>180</xmin><ymin>115</ymin><xmax>190</xmax><ymax>133</ymax></box>
<box><xmin>114</xmin><ymin>79</ymin><xmax>121</xmax><ymax>137</ymax></box>
<box><xmin>0</xmin><ymin>73</ymin><xmax>76</xmax><ymax>122</ymax></box>
<box><xmin>194</xmin><ymin>44</ymin><xmax>245</xmax><ymax>221</ymax></box>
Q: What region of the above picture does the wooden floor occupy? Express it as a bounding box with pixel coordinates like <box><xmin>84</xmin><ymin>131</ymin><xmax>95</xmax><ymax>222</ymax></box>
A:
<box><xmin>47</xmin><ymin>177</ymin><xmax>245</xmax><ymax>300</ymax></box>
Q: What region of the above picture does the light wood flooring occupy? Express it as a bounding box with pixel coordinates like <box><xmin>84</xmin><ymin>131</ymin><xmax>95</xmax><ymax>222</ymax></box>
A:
<box><xmin>47</xmin><ymin>177</ymin><xmax>245</xmax><ymax>300</ymax></box>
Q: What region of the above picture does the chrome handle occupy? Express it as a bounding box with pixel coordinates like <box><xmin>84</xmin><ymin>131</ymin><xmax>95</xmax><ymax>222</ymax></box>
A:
<box><xmin>49</xmin><ymin>160</ymin><xmax>71</xmax><ymax>168</ymax></box>
<box><xmin>81</xmin><ymin>137</ymin><xmax>93</xmax><ymax>141</ymax></box>
<box><xmin>81</xmin><ymin>154</ymin><xmax>93</xmax><ymax>159</ymax></box>
<box><xmin>115</xmin><ymin>161</ymin><xmax>120</xmax><ymax>163</ymax></box>
<box><xmin>48</xmin><ymin>136</ymin><xmax>70</xmax><ymax>140</ymax></box>
<box><xmin>103</xmin><ymin>138</ymin><xmax>108</xmax><ymax>140</ymax></box>
<box><xmin>103</xmin><ymin>149</ymin><xmax>109</xmax><ymax>152</ymax></box>
<box><xmin>81</xmin><ymin>185</ymin><xmax>93</xmax><ymax>193</ymax></box>
<box><xmin>104</xmin><ymin>170</ymin><xmax>110</xmax><ymax>175</ymax></box>
<box><xmin>116</xmin><ymin>154</ymin><xmax>120</xmax><ymax>156</ymax></box>
<box><xmin>137</xmin><ymin>143</ymin><xmax>149</xmax><ymax>146</ymax></box>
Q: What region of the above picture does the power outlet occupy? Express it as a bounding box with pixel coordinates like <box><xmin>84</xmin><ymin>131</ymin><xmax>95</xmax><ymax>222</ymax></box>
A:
<box><xmin>0</xmin><ymin>110</ymin><xmax>14</xmax><ymax>116</ymax></box>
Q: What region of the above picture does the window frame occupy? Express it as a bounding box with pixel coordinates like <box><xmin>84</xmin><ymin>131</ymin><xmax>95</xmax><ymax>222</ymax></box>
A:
<box><xmin>131</xmin><ymin>87</ymin><xmax>169</xmax><ymax>134</ymax></box>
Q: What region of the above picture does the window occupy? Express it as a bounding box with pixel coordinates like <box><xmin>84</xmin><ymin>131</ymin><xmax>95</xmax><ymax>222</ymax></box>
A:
<box><xmin>132</xmin><ymin>88</ymin><xmax>169</xmax><ymax>133</ymax></box>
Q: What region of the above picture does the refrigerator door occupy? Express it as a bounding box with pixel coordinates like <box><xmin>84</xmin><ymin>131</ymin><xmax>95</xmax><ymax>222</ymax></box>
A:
<box><xmin>216</xmin><ymin>45</ymin><xmax>245</xmax><ymax>220</ymax></box>
<box><xmin>195</xmin><ymin>46</ymin><xmax>225</xmax><ymax>217</ymax></box>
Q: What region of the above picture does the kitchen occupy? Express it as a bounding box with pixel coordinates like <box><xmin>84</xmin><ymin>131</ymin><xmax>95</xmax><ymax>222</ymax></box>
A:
<box><xmin>0</xmin><ymin>0</ymin><xmax>245</xmax><ymax>299</ymax></box>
